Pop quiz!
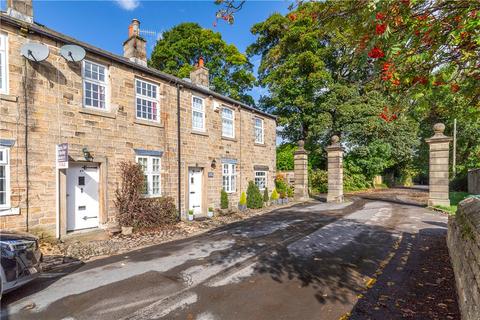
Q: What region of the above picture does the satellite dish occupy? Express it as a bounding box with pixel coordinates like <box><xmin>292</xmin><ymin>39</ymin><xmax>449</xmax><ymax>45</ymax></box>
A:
<box><xmin>21</xmin><ymin>42</ymin><xmax>50</xmax><ymax>62</ymax></box>
<box><xmin>60</xmin><ymin>44</ymin><xmax>86</xmax><ymax>62</ymax></box>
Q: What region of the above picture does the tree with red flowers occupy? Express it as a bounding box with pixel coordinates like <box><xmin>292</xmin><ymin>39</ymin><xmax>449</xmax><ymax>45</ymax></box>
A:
<box><xmin>215</xmin><ymin>0</ymin><xmax>480</xmax><ymax>106</ymax></box>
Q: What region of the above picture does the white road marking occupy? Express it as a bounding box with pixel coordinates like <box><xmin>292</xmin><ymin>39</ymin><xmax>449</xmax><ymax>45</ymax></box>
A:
<box><xmin>288</xmin><ymin>202</ymin><xmax>394</xmax><ymax>256</ymax></box>
<box><xmin>8</xmin><ymin>239</ymin><xmax>234</xmax><ymax>314</ymax></box>
<box><xmin>122</xmin><ymin>291</ymin><xmax>198</xmax><ymax>320</ymax></box>
<box><xmin>206</xmin><ymin>263</ymin><xmax>256</xmax><ymax>287</ymax></box>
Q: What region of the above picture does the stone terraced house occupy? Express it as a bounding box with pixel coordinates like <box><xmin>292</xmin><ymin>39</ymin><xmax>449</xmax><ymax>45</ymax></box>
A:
<box><xmin>0</xmin><ymin>0</ymin><xmax>276</xmax><ymax>238</ymax></box>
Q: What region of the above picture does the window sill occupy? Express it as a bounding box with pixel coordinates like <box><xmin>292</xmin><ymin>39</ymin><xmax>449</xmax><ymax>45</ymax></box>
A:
<box><xmin>80</xmin><ymin>108</ymin><xmax>116</xmax><ymax>119</ymax></box>
<box><xmin>141</xmin><ymin>194</ymin><xmax>162</xmax><ymax>199</ymax></box>
<box><xmin>134</xmin><ymin>119</ymin><xmax>164</xmax><ymax>128</ymax></box>
<box><xmin>0</xmin><ymin>94</ymin><xmax>18</xmax><ymax>102</ymax></box>
<box><xmin>254</xmin><ymin>143</ymin><xmax>266</xmax><ymax>147</ymax></box>
<box><xmin>222</xmin><ymin>136</ymin><xmax>237</xmax><ymax>142</ymax></box>
<box><xmin>191</xmin><ymin>130</ymin><xmax>208</xmax><ymax>137</ymax></box>
<box><xmin>0</xmin><ymin>207</ymin><xmax>20</xmax><ymax>216</ymax></box>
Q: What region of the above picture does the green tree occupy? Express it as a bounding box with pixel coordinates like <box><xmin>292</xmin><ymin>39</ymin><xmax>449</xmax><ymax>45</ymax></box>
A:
<box><xmin>220</xmin><ymin>189</ymin><xmax>229</xmax><ymax>209</ymax></box>
<box><xmin>249</xmin><ymin>5</ymin><xmax>419</xmax><ymax>175</ymax></box>
<box><xmin>263</xmin><ymin>187</ymin><xmax>269</xmax><ymax>203</ymax></box>
<box><xmin>246</xmin><ymin>181</ymin><xmax>263</xmax><ymax>209</ymax></box>
<box><xmin>149</xmin><ymin>22</ymin><xmax>256</xmax><ymax>105</ymax></box>
<box><xmin>276</xmin><ymin>143</ymin><xmax>296</xmax><ymax>171</ymax></box>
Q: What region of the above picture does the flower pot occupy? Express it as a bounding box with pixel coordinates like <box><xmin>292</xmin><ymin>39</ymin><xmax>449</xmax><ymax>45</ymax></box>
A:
<box><xmin>238</xmin><ymin>204</ymin><xmax>247</xmax><ymax>211</ymax></box>
<box><xmin>207</xmin><ymin>211</ymin><xmax>214</xmax><ymax>218</ymax></box>
<box><xmin>121</xmin><ymin>226</ymin><xmax>133</xmax><ymax>236</ymax></box>
<box><xmin>188</xmin><ymin>214</ymin><xmax>194</xmax><ymax>221</ymax></box>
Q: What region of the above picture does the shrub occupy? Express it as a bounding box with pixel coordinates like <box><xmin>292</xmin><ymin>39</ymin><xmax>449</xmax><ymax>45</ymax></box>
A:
<box><xmin>220</xmin><ymin>189</ymin><xmax>229</xmax><ymax>209</ymax></box>
<box><xmin>115</xmin><ymin>161</ymin><xmax>177</xmax><ymax>229</ymax></box>
<box><xmin>239</xmin><ymin>192</ymin><xmax>247</xmax><ymax>206</ymax></box>
<box><xmin>287</xmin><ymin>185</ymin><xmax>294</xmax><ymax>198</ymax></box>
<box><xmin>279</xmin><ymin>190</ymin><xmax>286</xmax><ymax>199</ymax></box>
<box><xmin>263</xmin><ymin>187</ymin><xmax>269</xmax><ymax>202</ymax></box>
<box><xmin>138</xmin><ymin>196</ymin><xmax>177</xmax><ymax>227</ymax></box>
<box><xmin>274</xmin><ymin>174</ymin><xmax>288</xmax><ymax>195</ymax></box>
<box><xmin>309</xmin><ymin>169</ymin><xmax>328</xmax><ymax>194</ymax></box>
<box><xmin>246</xmin><ymin>181</ymin><xmax>263</xmax><ymax>209</ymax></box>
<box><xmin>271</xmin><ymin>188</ymin><xmax>279</xmax><ymax>201</ymax></box>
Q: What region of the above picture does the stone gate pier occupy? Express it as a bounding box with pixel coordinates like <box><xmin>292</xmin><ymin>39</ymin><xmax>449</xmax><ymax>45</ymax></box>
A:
<box><xmin>426</xmin><ymin>123</ymin><xmax>452</xmax><ymax>206</ymax></box>
<box><xmin>326</xmin><ymin>135</ymin><xmax>343</xmax><ymax>203</ymax></box>
<box><xmin>294</xmin><ymin>140</ymin><xmax>309</xmax><ymax>201</ymax></box>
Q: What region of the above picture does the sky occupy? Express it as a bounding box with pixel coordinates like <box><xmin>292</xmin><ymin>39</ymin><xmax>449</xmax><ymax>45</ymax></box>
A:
<box><xmin>0</xmin><ymin>0</ymin><xmax>291</xmax><ymax>101</ymax></box>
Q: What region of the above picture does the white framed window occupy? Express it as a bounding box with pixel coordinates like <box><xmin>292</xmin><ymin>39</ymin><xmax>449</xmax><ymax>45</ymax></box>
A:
<box><xmin>222</xmin><ymin>163</ymin><xmax>236</xmax><ymax>193</ymax></box>
<box><xmin>136</xmin><ymin>156</ymin><xmax>161</xmax><ymax>196</ymax></box>
<box><xmin>222</xmin><ymin>107</ymin><xmax>235</xmax><ymax>138</ymax></box>
<box><xmin>136</xmin><ymin>79</ymin><xmax>159</xmax><ymax>122</ymax></box>
<box><xmin>0</xmin><ymin>147</ymin><xmax>10</xmax><ymax>210</ymax></box>
<box><xmin>254</xmin><ymin>171</ymin><xmax>267</xmax><ymax>191</ymax></box>
<box><xmin>83</xmin><ymin>60</ymin><xmax>108</xmax><ymax>110</ymax></box>
<box><xmin>254</xmin><ymin>118</ymin><xmax>264</xmax><ymax>144</ymax></box>
<box><xmin>0</xmin><ymin>33</ymin><xmax>8</xmax><ymax>94</ymax></box>
<box><xmin>192</xmin><ymin>96</ymin><xmax>205</xmax><ymax>131</ymax></box>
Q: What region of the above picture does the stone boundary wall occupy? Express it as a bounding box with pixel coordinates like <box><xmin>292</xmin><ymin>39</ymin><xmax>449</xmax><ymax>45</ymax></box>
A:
<box><xmin>447</xmin><ymin>197</ymin><xmax>480</xmax><ymax>320</ymax></box>
<box><xmin>468</xmin><ymin>169</ymin><xmax>480</xmax><ymax>195</ymax></box>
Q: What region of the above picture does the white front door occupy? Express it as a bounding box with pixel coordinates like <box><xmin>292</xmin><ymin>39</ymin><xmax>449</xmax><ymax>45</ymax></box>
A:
<box><xmin>188</xmin><ymin>168</ymin><xmax>203</xmax><ymax>215</ymax></box>
<box><xmin>67</xmin><ymin>163</ymin><xmax>100</xmax><ymax>231</ymax></box>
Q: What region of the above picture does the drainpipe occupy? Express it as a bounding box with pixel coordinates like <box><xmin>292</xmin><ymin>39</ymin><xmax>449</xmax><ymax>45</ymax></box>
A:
<box><xmin>23</xmin><ymin>57</ymin><xmax>30</xmax><ymax>232</ymax></box>
<box><xmin>176</xmin><ymin>83</ymin><xmax>182</xmax><ymax>221</ymax></box>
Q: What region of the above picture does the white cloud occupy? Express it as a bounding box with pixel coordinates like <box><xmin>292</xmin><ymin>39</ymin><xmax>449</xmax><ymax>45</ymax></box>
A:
<box><xmin>115</xmin><ymin>0</ymin><xmax>140</xmax><ymax>11</ymax></box>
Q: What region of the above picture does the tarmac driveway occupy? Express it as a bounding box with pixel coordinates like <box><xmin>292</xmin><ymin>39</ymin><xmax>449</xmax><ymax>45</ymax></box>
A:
<box><xmin>1</xmin><ymin>195</ymin><xmax>447</xmax><ymax>320</ymax></box>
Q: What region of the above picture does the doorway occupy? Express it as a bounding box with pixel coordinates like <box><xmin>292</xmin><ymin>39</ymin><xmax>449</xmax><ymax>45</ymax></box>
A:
<box><xmin>66</xmin><ymin>163</ymin><xmax>100</xmax><ymax>231</ymax></box>
<box><xmin>188</xmin><ymin>167</ymin><xmax>203</xmax><ymax>215</ymax></box>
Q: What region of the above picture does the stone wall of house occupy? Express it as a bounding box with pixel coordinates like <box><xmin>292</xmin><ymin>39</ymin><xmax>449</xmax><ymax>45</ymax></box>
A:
<box><xmin>0</xmin><ymin>21</ymin><xmax>276</xmax><ymax>235</ymax></box>
<box><xmin>468</xmin><ymin>169</ymin><xmax>480</xmax><ymax>195</ymax></box>
<box><xmin>447</xmin><ymin>197</ymin><xmax>480</xmax><ymax>320</ymax></box>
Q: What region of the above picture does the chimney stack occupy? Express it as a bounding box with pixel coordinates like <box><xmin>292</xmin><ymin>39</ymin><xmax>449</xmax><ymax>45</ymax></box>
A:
<box><xmin>190</xmin><ymin>56</ymin><xmax>209</xmax><ymax>88</ymax></box>
<box><xmin>123</xmin><ymin>19</ymin><xmax>147</xmax><ymax>67</ymax></box>
<box><xmin>7</xmin><ymin>0</ymin><xmax>33</xmax><ymax>23</ymax></box>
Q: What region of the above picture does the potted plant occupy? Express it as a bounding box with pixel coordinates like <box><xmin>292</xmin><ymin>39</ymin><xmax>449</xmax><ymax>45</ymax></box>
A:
<box><xmin>121</xmin><ymin>226</ymin><xmax>133</xmax><ymax>236</ymax></box>
<box><xmin>270</xmin><ymin>188</ymin><xmax>279</xmax><ymax>205</ymax></box>
<box><xmin>287</xmin><ymin>185</ymin><xmax>294</xmax><ymax>201</ymax></box>
<box><xmin>238</xmin><ymin>192</ymin><xmax>247</xmax><ymax>211</ymax></box>
<box><xmin>279</xmin><ymin>191</ymin><xmax>287</xmax><ymax>204</ymax></box>
<box><xmin>263</xmin><ymin>187</ymin><xmax>269</xmax><ymax>206</ymax></box>
<box><xmin>208</xmin><ymin>207</ymin><xmax>214</xmax><ymax>218</ymax></box>
<box><xmin>188</xmin><ymin>209</ymin><xmax>194</xmax><ymax>221</ymax></box>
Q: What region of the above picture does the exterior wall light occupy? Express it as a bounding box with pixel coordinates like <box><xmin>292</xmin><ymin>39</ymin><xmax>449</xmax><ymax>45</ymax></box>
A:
<box><xmin>82</xmin><ymin>147</ymin><xmax>93</xmax><ymax>161</ymax></box>
<box><xmin>211</xmin><ymin>159</ymin><xmax>217</xmax><ymax>169</ymax></box>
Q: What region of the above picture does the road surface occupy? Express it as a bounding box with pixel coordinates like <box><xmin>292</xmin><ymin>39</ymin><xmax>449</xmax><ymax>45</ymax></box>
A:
<box><xmin>1</xmin><ymin>194</ymin><xmax>447</xmax><ymax>320</ymax></box>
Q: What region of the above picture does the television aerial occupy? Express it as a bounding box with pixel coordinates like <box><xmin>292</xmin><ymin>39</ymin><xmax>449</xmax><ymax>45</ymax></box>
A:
<box><xmin>60</xmin><ymin>44</ymin><xmax>86</xmax><ymax>62</ymax></box>
<box><xmin>20</xmin><ymin>42</ymin><xmax>50</xmax><ymax>62</ymax></box>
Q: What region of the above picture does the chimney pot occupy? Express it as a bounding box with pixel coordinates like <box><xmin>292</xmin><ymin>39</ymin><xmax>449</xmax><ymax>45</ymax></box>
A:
<box><xmin>190</xmin><ymin>57</ymin><xmax>209</xmax><ymax>88</ymax></box>
<box><xmin>198</xmin><ymin>56</ymin><xmax>204</xmax><ymax>68</ymax></box>
<box><xmin>123</xmin><ymin>19</ymin><xmax>147</xmax><ymax>67</ymax></box>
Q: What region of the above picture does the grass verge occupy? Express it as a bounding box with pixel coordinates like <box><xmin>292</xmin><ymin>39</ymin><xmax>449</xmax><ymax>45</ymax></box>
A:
<box><xmin>434</xmin><ymin>191</ymin><xmax>471</xmax><ymax>214</ymax></box>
